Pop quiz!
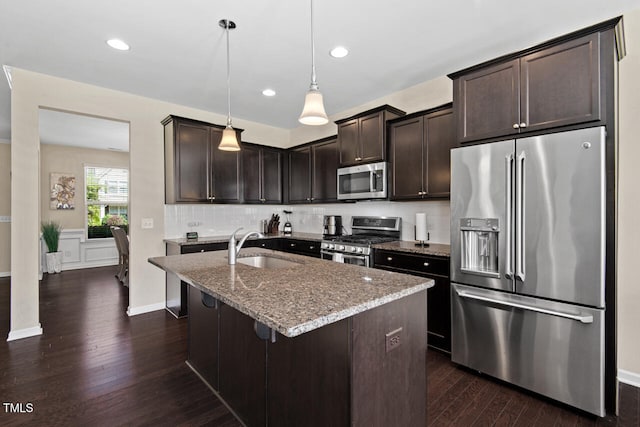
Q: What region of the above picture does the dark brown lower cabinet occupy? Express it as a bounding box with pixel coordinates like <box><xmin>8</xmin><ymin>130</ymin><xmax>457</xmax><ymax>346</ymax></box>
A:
<box><xmin>187</xmin><ymin>287</ymin><xmax>219</xmax><ymax>389</ymax></box>
<box><xmin>186</xmin><ymin>286</ymin><xmax>427</xmax><ymax>426</ymax></box>
<box><xmin>219</xmin><ymin>304</ymin><xmax>267</xmax><ymax>427</ymax></box>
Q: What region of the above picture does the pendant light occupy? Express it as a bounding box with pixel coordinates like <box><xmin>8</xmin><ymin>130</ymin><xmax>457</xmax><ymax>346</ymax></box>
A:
<box><xmin>218</xmin><ymin>19</ymin><xmax>241</xmax><ymax>151</ymax></box>
<box><xmin>298</xmin><ymin>0</ymin><xmax>329</xmax><ymax>126</ymax></box>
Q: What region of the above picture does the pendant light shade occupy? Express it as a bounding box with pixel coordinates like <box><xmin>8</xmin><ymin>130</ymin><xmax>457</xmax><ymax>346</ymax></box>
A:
<box><xmin>299</xmin><ymin>0</ymin><xmax>328</xmax><ymax>126</ymax></box>
<box><xmin>218</xmin><ymin>19</ymin><xmax>240</xmax><ymax>151</ymax></box>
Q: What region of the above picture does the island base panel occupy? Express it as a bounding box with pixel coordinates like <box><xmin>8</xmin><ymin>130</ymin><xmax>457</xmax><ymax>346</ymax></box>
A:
<box><xmin>352</xmin><ymin>289</ymin><xmax>428</xmax><ymax>427</ymax></box>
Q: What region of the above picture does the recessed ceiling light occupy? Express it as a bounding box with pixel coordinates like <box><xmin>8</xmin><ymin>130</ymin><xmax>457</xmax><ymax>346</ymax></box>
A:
<box><xmin>106</xmin><ymin>39</ymin><xmax>130</xmax><ymax>51</ymax></box>
<box><xmin>330</xmin><ymin>46</ymin><xmax>349</xmax><ymax>58</ymax></box>
<box><xmin>262</xmin><ymin>88</ymin><xmax>276</xmax><ymax>97</ymax></box>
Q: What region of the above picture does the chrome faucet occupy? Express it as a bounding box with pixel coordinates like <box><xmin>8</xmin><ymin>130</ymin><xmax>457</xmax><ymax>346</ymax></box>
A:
<box><xmin>228</xmin><ymin>227</ymin><xmax>265</xmax><ymax>265</ymax></box>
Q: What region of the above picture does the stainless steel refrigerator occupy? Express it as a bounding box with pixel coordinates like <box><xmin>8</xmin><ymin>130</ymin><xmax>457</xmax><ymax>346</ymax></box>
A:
<box><xmin>450</xmin><ymin>126</ymin><xmax>606</xmax><ymax>416</ymax></box>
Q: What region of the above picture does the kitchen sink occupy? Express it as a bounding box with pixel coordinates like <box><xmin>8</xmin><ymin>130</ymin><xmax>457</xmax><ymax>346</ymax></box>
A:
<box><xmin>236</xmin><ymin>255</ymin><xmax>301</xmax><ymax>269</ymax></box>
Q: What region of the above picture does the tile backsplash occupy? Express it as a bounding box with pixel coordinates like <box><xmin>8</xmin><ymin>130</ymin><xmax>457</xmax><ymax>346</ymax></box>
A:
<box><xmin>165</xmin><ymin>200</ymin><xmax>450</xmax><ymax>244</ymax></box>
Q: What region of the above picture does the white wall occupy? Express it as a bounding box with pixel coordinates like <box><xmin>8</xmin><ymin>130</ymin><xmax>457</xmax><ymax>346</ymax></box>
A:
<box><xmin>165</xmin><ymin>200</ymin><xmax>450</xmax><ymax>244</ymax></box>
<box><xmin>617</xmin><ymin>8</ymin><xmax>640</xmax><ymax>384</ymax></box>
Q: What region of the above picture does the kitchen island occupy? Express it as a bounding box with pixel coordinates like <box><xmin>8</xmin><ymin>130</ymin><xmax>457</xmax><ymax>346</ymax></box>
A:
<box><xmin>149</xmin><ymin>248</ymin><xmax>433</xmax><ymax>427</ymax></box>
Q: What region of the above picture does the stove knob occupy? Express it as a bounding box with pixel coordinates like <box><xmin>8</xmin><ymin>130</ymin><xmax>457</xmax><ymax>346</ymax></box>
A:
<box><xmin>338</xmin><ymin>245</ymin><xmax>345</xmax><ymax>251</ymax></box>
<box><xmin>328</xmin><ymin>244</ymin><xmax>335</xmax><ymax>250</ymax></box>
<box><xmin>356</xmin><ymin>247</ymin><xmax>364</xmax><ymax>254</ymax></box>
<box><xmin>321</xmin><ymin>243</ymin><xmax>327</xmax><ymax>249</ymax></box>
<box><xmin>350</xmin><ymin>246</ymin><xmax>357</xmax><ymax>252</ymax></box>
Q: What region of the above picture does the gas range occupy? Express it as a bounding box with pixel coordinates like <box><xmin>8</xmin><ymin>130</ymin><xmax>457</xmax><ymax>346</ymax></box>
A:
<box><xmin>321</xmin><ymin>216</ymin><xmax>401</xmax><ymax>267</ymax></box>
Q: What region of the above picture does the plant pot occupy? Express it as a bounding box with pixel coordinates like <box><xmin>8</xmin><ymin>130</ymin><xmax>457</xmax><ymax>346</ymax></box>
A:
<box><xmin>46</xmin><ymin>251</ymin><xmax>63</xmax><ymax>274</ymax></box>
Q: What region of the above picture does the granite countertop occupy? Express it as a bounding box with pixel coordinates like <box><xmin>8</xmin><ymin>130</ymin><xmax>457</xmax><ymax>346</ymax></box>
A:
<box><xmin>149</xmin><ymin>248</ymin><xmax>433</xmax><ymax>337</ymax></box>
<box><xmin>165</xmin><ymin>231</ymin><xmax>324</xmax><ymax>246</ymax></box>
<box><xmin>372</xmin><ymin>241</ymin><xmax>450</xmax><ymax>257</ymax></box>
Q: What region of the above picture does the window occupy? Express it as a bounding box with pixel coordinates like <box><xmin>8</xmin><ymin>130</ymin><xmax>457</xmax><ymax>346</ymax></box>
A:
<box><xmin>85</xmin><ymin>166</ymin><xmax>129</xmax><ymax>238</ymax></box>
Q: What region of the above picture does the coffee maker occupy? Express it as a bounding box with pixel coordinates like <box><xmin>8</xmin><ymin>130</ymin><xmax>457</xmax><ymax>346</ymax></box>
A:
<box><xmin>323</xmin><ymin>215</ymin><xmax>343</xmax><ymax>237</ymax></box>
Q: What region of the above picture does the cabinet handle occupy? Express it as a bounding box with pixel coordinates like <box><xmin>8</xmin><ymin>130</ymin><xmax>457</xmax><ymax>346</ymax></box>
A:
<box><xmin>200</xmin><ymin>249</ymin><xmax>205</xmax><ymax>253</ymax></box>
<box><xmin>519</xmin><ymin>122</ymin><xmax>527</xmax><ymax>128</ymax></box>
<box><xmin>260</xmin><ymin>198</ymin><xmax>266</xmax><ymax>202</ymax></box>
<box><xmin>355</xmin><ymin>157</ymin><xmax>362</xmax><ymax>161</ymax></box>
<box><xmin>418</xmin><ymin>191</ymin><xmax>424</xmax><ymax>195</ymax></box>
<box><xmin>306</xmin><ymin>197</ymin><xmax>311</xmax><ymax>201</ymax></box>
<box><xmin>512</xmin><ymin>123</ymin><xmax>520</xmax><ymax>129</ymax></box>
<box><xmin>310</xmin><ymin>197</ymin><xmax>315</xmax><ymax>201</ymax></box>
<box><xmin>290</xmin><ymin>243</ymin><xmax>296</xmax><ymax>247</ymax></box>
<box><xmin>387</xmin><ymin>256</ymin><xmax>393</xmax><ymax>261</ymax></box>
<box><xmin>309</xmin><ymin>246</ymin><xmax>315</xmax><ymax>250</ymax></box>
<box><xmin>423</xmin><ymin>262</ymin><xmax>430</xmax><ymax>267</ymax></box>
<box><xmin>210</xmin><ymin>195</ymin><xmax>216</xmax><ymax>201</ymax></box>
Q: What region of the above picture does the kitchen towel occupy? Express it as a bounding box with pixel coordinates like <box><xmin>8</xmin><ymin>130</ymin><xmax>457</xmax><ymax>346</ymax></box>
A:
<box><xmin>415</xmin><ymin>213</ymin><xmax>428</xmax><ymax>242</ymax></box>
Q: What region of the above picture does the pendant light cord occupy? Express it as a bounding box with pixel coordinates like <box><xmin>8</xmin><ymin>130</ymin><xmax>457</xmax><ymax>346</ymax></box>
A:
<box><xmin>226</xmin><ymin>20</ymin><xmax>232</xmax><ymax>127</ymax></box>
<box><xmin>310</xmin><ymin>0</ymin><xmax>318</xmax><ymax>89</ymax></box>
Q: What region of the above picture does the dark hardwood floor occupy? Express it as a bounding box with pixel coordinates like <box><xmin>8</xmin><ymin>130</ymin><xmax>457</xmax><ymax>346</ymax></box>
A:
<box><xmin>0</xmin><ymin>267</ymin><xmax>638</xmax><ymax>426</ymax></box>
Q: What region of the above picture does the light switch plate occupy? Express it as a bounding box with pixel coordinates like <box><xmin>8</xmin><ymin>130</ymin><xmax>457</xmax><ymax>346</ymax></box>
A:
<box><xmin>141</xmin><ymin>218</ymin><xmax>154</xmax><ymax>229</ymax></box>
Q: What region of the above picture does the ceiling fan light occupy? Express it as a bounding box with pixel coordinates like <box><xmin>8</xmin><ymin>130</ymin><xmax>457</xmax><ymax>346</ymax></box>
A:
<box><xmin>299</xmin><ymin>88</ymin><xmax>329</xmax><ymax>125</ymax></box>
<box><xmin>218</xmin><ymin>125</ymin><xmax>241</xmax><ymax>151</ymax></box>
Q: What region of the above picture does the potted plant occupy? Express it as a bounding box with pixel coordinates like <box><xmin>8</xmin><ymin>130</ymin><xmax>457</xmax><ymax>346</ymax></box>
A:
<box><xmin>41</xmin><ymin>220</ymin><xmax>63</xmax><ymax>273</ymax></box>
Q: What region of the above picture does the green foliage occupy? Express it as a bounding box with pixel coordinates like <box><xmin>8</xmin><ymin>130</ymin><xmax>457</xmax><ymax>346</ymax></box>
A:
<box><xmin>41</xmin><ymin>221</ymin><xmax>62</xmax><ymax>253</ymax></box>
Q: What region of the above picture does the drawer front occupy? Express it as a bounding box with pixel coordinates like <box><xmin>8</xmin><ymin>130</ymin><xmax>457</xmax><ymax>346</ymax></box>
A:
<box><xmin>242</xmin><ymin>238</ymin><xmax>278</xmax><ymax>249</ymax></box>
<box><xmin>281</xmin><ymin>239</ymin><xmax>321</xmax><ymax>258</ymax></box>
<box><xmin>374</xmin><ymin>250</ymin><xmax>449</xmax><ymax>277</ymax></box>
<box><xmin>181</xmin><ymin>242</ymin><xmax>228</xmax><ymax>254</ymax></box>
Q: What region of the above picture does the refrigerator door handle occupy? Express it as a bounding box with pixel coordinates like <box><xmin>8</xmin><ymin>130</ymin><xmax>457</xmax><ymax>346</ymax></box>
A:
<box><xmin>505</xmin><ymin>154</ymin><xmax>514</xmax><ymax>279</ymax></box>
<box><xmin>455</xmin><ymin>289</ymin><xmax>594</xmax><ymax>323</ymax></box>
<box><xmin>515</xmin><ymin>151</ymin><xmax>526</xmax><ymax>282</ymax></box>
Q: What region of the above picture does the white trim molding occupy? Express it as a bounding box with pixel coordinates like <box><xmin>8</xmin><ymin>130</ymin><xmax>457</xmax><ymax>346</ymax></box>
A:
<box><xmin>127</xmin><ymin>302</ymin><xmax>165</xmax><ymax>317</ymax></box>
<box><xmin>40</xmin><ymin>228</ymin><xmax>118</xmax><ymax>274</ymax></box>
<box><xmin>0</xmin><ymin>272</ymin><xmax>9</xmax><ymax>278</ymax></box>
<box><xmin>7</xmin><ymin>324</ymin><xmax>43</xmax><ymax>341</ymax></box>
<box><xmin>618</xmin><ymin>369</ymin><xmax>640</xmax><ymax>388</ymax></box>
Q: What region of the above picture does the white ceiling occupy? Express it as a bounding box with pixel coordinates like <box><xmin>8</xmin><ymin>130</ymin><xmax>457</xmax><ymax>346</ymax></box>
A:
<box><xmin>1</xmin><ymin>0</ymin><xmax>639</xmax><ymax>148</ymax></box>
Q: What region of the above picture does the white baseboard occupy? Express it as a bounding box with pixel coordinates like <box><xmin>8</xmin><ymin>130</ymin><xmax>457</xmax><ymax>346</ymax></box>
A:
<box><xmin>7</xmin><ymin>324</ymin><xmax>43</xmax><ymax>341</ymax></box>
<box><xmin>0</xmin><ymin>272</ymin><xmax>9</xmax><ymax>278</ymax></box>
<box><xmin>618</xmin><ymin>369</ymin><xmax>640</xmax><ymax>388</ymax></box>
<box><xmin>127</xmin><ymin>302</ymin><xmax>166</xmax><ymax>317</ymax></box>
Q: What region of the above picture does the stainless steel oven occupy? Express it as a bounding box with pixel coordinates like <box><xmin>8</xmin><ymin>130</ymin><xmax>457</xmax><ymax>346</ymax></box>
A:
<box><xmin>321</xmin><ymin>216</ymin><xmax>401</xmax><ymax>268</ymax></box>
<box><xmin>321</xmin><ymin>247</ymin><xmax>371</xmax><ymax>267</ymax></box>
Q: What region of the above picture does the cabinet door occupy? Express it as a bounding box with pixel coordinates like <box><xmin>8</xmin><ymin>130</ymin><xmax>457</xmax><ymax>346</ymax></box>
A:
<box><xmin>359</xmin><ymin>111</ymin><xmax>385</xmax><ymax>163</ymax></box>
<box><xmin>312</xmin><ymin>138</ymin><xmax>338</xmax><ymax>202</ymax></box>
<box><xmin>210</xmin><ymin>128</ymin><xmax>241</xmax><ymax>203</ymax></box>
<box><xmin>242</xmin><ymin>145</ymin><xmax>262</xmax><ymax>203</ymax></box>
<box><xmin>454</xmin><ymin>59</ymin><xmax>520</xmax><ymax>144</ymax></box>
<box><xmin>173</xmin><ymin>121</ymin><xmax>210</xmax><ymax>202</ymax></box>
<box><xmin>338</xmin><ymin>119</ymin><xmax>359</xmax><ymax>166</ymax></box>
<box><xmin>187</xmin><ymin>286</ymin><xmax>219</xmax><ymax>389</ymax></box>
<box><xmin>288</xmin><ymin>147</ymin><xmax>311</xmax><ymax>203</ymax></box>
<box><xmin>261</xmin><ymin>148</ymin><xmax>282</xmax><ymax>203</ymax></box>
<box><xmin>389</xmin><ymin>117</ymin><xmax>424</xmax><ymax>200</ymax></box>
<box><xmin>219</xmin><ymin>304</ymin><xmax>267</xmax><ymax>427</ymax></box>
<box><xmin>520</xmin><ymin>33</ymin><xmax>601</xmax><ymax>133</ymax></box>
<box><xmin>424</xmin><ymin>108</ymin><xmax>454</xmax><ymax>198</ymax></box>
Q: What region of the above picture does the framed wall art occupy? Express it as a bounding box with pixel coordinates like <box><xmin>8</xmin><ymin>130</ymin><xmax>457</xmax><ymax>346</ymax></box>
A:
<box><xmin>50</xmin><ymin>172</ymin><xmax>76</xmax><ymax>210</ymax></box>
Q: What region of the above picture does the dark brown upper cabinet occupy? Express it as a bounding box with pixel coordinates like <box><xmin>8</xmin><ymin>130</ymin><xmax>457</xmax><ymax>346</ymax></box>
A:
<box><xmin>451</xmin><ymin>30</ymin><xmax>609</xmax><ymax>144</ymax></box>
<box><xmin>389</xmin><ymin>104</ymin><xmax>454</xmax><ymax>200</ymax></box>
<box><xmin>242</xmin><ymin>143</ymin><xmax>282</xmax><ymax>204</ymax></box>
<box><xmin>287</xmin><ymin>136</ymin><xmax>338</xmax><ymax>204</ymax></box>
<box><xmin>336</xmin><ymin>105</ymin><xmax>405</xmax><ymax>167</ymax></box>
<box><xmin>163</xmin><ymin>115</ymin><xmax>242</xmax><ymax>204</ymax></box>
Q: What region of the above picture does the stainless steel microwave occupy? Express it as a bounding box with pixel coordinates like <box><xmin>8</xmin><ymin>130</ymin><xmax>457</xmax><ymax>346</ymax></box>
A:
<box><xmin>337</xmin><ymin>161</ymin><xmax>387</xmax><ymax>200</ymax></box>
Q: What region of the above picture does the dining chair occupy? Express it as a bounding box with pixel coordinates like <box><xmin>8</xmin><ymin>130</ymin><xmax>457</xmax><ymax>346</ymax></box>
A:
<box><xmin>111</xmin><ymin>226</ymin><xmax>129</xmax><ymax>286</ymax></box>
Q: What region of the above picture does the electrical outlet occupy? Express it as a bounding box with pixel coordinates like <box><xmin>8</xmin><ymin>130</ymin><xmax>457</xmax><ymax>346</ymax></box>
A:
<box><xmin>187</xmin><ymin>221</ymin><xmax>202</xmax><ymax>227</ymax></box>
<box><xmin>385</xmin><ymin>327</ymin><xmax>403</xmax><ymax>353</ymax></box>
<box><xmin>141</xmin><ymin>218</ymin><xmax>154</xmax><ymax>229</ymax></box>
